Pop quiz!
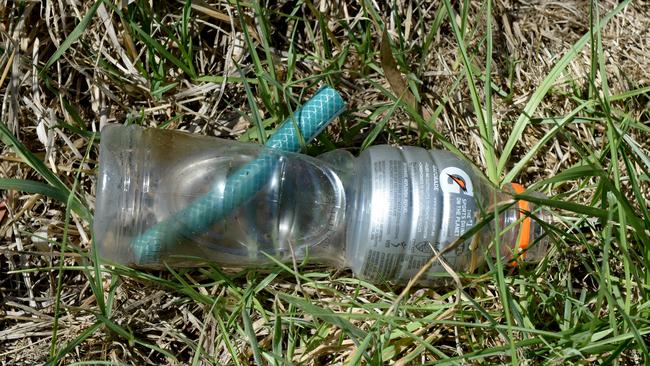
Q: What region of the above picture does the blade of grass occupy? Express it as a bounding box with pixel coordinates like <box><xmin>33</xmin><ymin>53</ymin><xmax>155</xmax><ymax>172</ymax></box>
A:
<box><xmin>360</xmin><ymin>99</ymin><xmax>400</xmax><ymax>151</ymax></box>
<box><xmin>40</xmin><ymin>0</ymin><xmax>103</xmax><ymax>75</ymax></box>
<box><xmin>515</xmin><ymin>193</ymin><xmax>609</xmax><ymax>220</ymax></box>
<box><xmin>271</xmin><ymin>300</ymin><xmax>283</xmax><ymax>366</ymax></box>
<box><xmin>96</xmin><ymin>313</ymin><xmax>179</xmax><ymax>361</ymax></box>
<box><xmin>619</xmin><ymin>121</ymin><xmax>650</xmax><ymax>171</ymax></box>
<box><xmin>164</xmin><ymin>265</ymin><xmax>214</xmax><ymax>305</ymax></box>
<box><xmin>0</xmin><ymin>121</ymin><xmax>91</xmax><ymax>222</ymax></box>
<box><xmin>180</xmin><ymin>0</ymin><xmax>195</xmax><ymax>76</ymax></box>
<box><xmin>490</xmin><ymin>188</ymin><xmax>518</xmax><ymax>365</ymax></box>
<box><xmin>531</xmin><ymin>163</ymin><xmax>604</xmax><ymax>189</ymax></box>
<box><xmin>503</xmin><ymin>100</ymin><xmax>593</xmax><ymax>183</ymax></box>
<box><xmin>250</xmin><ymin>0</ymin><xmax>278</xmax><ymax>95</ymax></box>
<box><xmin>50</xmin><ymin>131</ymin><xmax>97</xmax><ymax>358</ymax></box>
<box><xmin>214</xmin><ymin>308</ymin><xmax>243</xmax><ymax>366</ymax></box>
<box><xmin>279</xmin><ymin>293</ymin><xmax>367</xmax><ymax>341</ymax></box>
<box><xmin>485</xmin><ymin>0</ymin><xmax>494</xmax><ymax>171</ymax></box>
<box><xmin>497</xmin><ymin>0</ymin><xmax>631</xmax><ymax>181</ymax></box>
<box><xmin>620</xmin><ymin>145</ymin><xmax>650</xmax><ymax>228</ymax></box>
<box><xmin>347</xmin><ymin>331</ymin><xmax>375</xmax><ymax>365</ymax></box>
<box><xmin>304</xmin><ymin>0</ymin><xmax>333</xmax><ymax>60</ymax></box>
<box><xmin>610</xmin><ymin>85</ymin><xmax>650</xmax><ymax>102</ymax></box>
<box><xmin>592</xmin><ymin>0</ymin><xmax>634</xmax><ymax>318</ymax></box>
<box><xmin>129</xmin><ymin>24</ymin><xmax>196</xmax><ymax>78</ymax></box>
<box><xmin>0</xmin><ymin>178</ymin><xmax>69</xmax><ymax>203</ymax></box>
<box><xmin>195</xmin><ymin>75</ymin><xmax>259</xmax><ymax>84</ymax></box>
<box><xmin>238</xmin><ymin>64</ymin><xmax>267</xmax><ymax>145</ymax></box>
<box><xmin>242</xmin><ymin>294</ymin><xmax>264</xmax><ymax>366</ymax></box>
<box><xmin>44</xmin><ymin>321</ymin><xmax>103</xmax><ymax>366</ymax></box>
<box><xmin>67</xmin><ymin>362</ymin><xmax>132</xmax><ymax>366</ymax></box>
<box><xmin>190</xmin><ymin>297</ymin><xmax>219</xmax><ymax>366</ymax></box>
<box><xmin>235</xmin><ymin>0</ymin><xmax>277</xmax><ymax>117</ymax></box>
<box><xmin>416</xmin><ymin>3</ymin><xmax>445</xmax><ymax>76</ymax></box>
<box><xmin>460</xmin><ymin>0</ymin><xmax>470</xmax><ymax>37</ymax></box>
<box><xmin>442</xmin><ymin>0</ymin><xmax>497</xmax><ymax>182</ymax></box>
<box><xmin>49</xmin><ymin>156</ymin><xmax>82</xmax><ymax>358</ymax></box>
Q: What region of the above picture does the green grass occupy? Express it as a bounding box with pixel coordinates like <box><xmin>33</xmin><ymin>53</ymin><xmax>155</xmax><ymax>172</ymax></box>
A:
<box><xmin>1</xmin><ymin>0</ymin><xmax>649</xmax><ymax>365</ymax></box>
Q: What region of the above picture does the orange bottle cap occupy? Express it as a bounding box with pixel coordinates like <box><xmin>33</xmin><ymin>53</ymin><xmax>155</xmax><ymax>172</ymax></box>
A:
<box><xmin>510</xmin><ymin>183</ymin><xmax>532</xmax><ymax>266</ymax></box>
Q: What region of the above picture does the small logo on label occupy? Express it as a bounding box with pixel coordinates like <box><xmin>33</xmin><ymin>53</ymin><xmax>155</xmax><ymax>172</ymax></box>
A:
<box><xmin>447</xmin><ymin>174</ymin><xmax>468</xmax><ymax>192</ymax></box>
<box><xmin>415</xmin><ymin>240</ymin><xmax>434</xmax><ymax>254</ymax></box>
<box><xmin>440</xmin><ymin>167</ymin><xmax>474</xmax><ymax>196</ymax></box>
<box><xmin>388</xmin><ymin>241</ymin><xmax>407</xmax><ymax>249</ymax></box>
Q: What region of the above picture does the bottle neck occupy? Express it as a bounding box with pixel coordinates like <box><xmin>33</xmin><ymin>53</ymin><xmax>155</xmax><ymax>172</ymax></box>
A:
<box><xmin>484</xmin><ymin>183</ymin><xmax>550</xmax><ymax>265</ymax></box>
<box><xmin>319</xmin><ymin>146</ymin><xmax>550</xmax><ymax>283</ymax></box>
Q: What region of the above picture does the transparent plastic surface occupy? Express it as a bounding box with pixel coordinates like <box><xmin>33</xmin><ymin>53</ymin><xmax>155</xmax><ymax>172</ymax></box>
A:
<box><xmin>95</xmin><ymin>125</ymin><xmax>550</xmax><ymax>285</ymax></box>
<box><xmin>343</xmin><ymin>146</ymin><xmax>550</xmax><ymax>285</ymax></box>
<box><xmin>95</xmin><ymin>125</ymin><xmax>346</xmax><ymax>267</ymax></box>
<box><xmin>488</xmin><ymin>187</ymin><xmax>550</xmax><ymax>264</ymax></box>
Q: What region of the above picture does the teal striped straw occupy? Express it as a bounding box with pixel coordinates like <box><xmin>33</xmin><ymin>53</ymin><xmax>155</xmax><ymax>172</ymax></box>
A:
<box><xmin>132</xmin><ymin>86</ymin><xmax>346</xmax><ymax>264</ymax></box>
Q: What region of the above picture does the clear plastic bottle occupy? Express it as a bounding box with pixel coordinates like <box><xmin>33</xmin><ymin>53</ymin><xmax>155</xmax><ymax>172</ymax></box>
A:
<box><xmin>94</xmin><ymin>125</ymin><xmax>549</xmax><ymax>285</ymax></box>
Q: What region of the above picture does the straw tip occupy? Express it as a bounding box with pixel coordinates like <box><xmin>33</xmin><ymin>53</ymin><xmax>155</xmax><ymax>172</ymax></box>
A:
<box><xmin>316</xmin><ymin>85</ymin><xmax>346</xmax><ymax>109</ymax></box>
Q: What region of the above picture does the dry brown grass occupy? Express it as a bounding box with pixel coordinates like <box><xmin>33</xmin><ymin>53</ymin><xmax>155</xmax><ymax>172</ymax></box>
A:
<box><xmin>1</xmin><ymin>0</ymin><xmax>649</xmax><ymax>365</ymax></box>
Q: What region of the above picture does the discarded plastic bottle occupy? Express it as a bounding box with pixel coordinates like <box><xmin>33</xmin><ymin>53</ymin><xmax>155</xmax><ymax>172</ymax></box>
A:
<box><xmin>94</xmin><ymin>125</ymin><xmax>550</xmax><ymax>285</ymax></box>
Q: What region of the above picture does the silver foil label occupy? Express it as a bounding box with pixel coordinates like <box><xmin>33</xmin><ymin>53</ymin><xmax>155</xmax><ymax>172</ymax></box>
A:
<box><xmin>395</xmin><ymin>159</ymin><xmax>442</xmax><ymax>280</ymax></box>
<box><xmin>363</xmin><ymin>159</ymin><xmax>409</xmax><ymax>281</ymax></box>
<box><xmin>358</xmin><ymin>149</ymin><xmax>478</xmax><ymax>283</ymax></box>
<box><xmin>437</xmin><ymin>166</ymin><xmax>477</xmax><ymax>271</ymax></box>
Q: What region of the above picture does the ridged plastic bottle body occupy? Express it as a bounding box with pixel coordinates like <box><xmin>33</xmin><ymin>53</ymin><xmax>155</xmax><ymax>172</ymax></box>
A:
<box><xmin>342</xmin><ymin>146</ymin><xmax>549</xmax><ymax>285</ymax></box>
